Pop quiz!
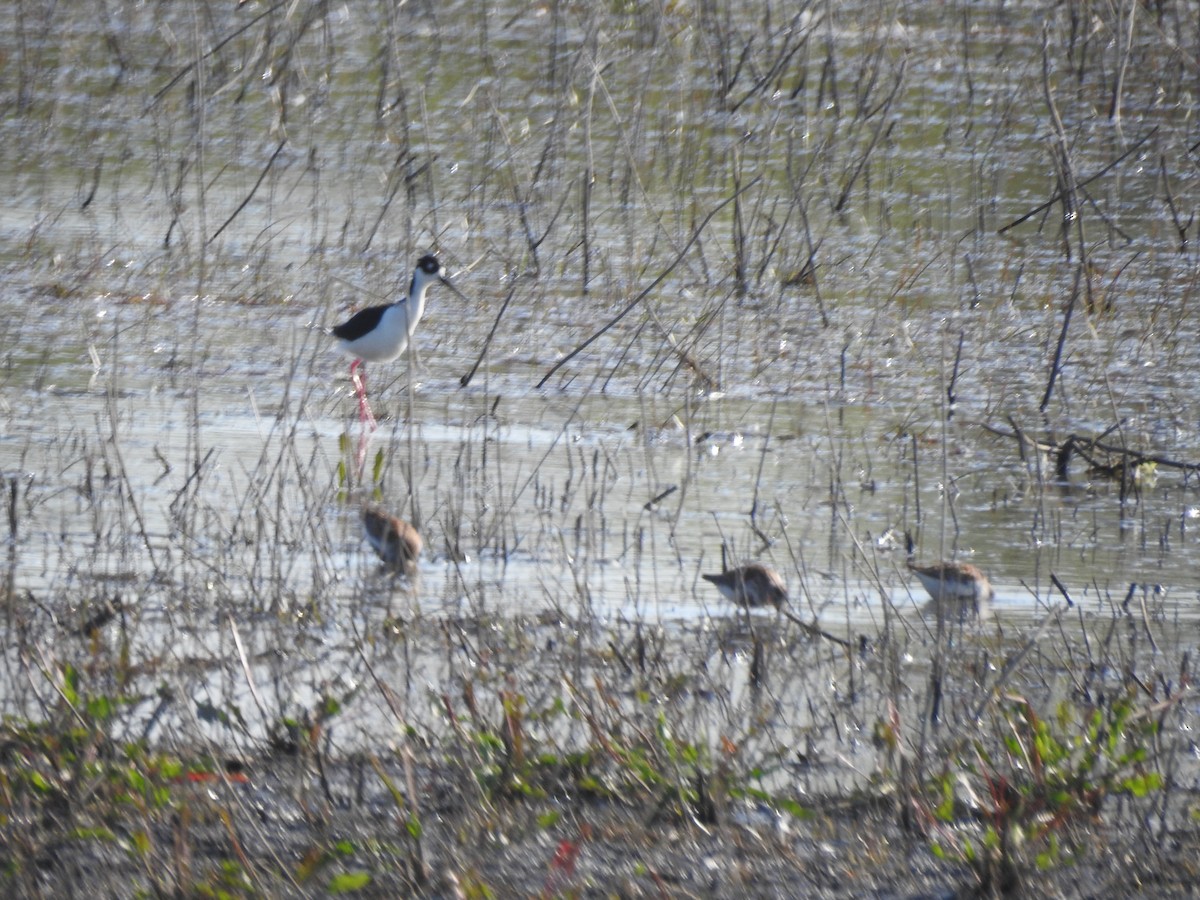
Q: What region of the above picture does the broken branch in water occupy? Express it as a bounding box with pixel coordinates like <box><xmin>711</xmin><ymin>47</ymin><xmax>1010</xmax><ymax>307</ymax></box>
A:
<box><xmin>982</xmin><ymin>420</ymin><xmax>1200</xmax><ymax>485</ymax></box>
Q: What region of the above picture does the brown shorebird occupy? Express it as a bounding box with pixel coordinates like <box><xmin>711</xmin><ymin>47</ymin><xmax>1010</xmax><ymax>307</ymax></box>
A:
<box><xmin>702</xmin><ymin>562</ymin><xmax>852</xmax><ymax>648</ymax></box>
<box><xmin>701</xmin><ymin>563</ymin><xmax>788</xmax><ymax>609</ymax></box>
<box><xmin>907</xmin><ymin>560</ymin><xmax>993</xmax><ymax>610</ymax></box>
<box><xmin>362</xmin><ymin>507</ymin><xmax>423</xmax><ymax>578</ymax></box>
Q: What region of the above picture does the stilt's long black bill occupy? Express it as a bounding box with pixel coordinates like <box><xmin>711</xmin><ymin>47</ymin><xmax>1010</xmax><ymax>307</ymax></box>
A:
<box><xmin>440</xmin><ymin>276</ymin><xmax>468</xmax><ymax>302</ymax></box>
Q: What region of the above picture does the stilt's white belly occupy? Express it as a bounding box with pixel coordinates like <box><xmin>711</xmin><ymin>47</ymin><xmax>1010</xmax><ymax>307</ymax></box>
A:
<box><xmin>350</xmin><ymin>306</ymin><xmax>415</xmax><ymax>362</ymax></box>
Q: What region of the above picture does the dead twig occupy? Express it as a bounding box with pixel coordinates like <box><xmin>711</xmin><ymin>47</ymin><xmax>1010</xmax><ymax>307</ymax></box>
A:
<box><xmin>146</xmin><ymin>0</ymin><xmax>293</xmax><ymax>111</ymax></box>
<box><xmin>1040</xmin><ymin>264</ymin><xmax>1082</xmax><ymax>412</ymax></box>
<box><xmin>461</xmin><ymin>280</ymin><xmax>518</xmax><ymax>388</ymax></box>
<box><xmin>998</xmin><ymin>127</ymin><xmax>1157</xmax><ymax>235</ymax></box>
<box><xmin>780</xmin><ymin>607</ymin><xmax>851</xmax><ymax>649</ymax></box>
<box><xmin>535</xmin><ymin>177</ymin><xmax>761</xmax><ymax>390</ymax></box>
<box><xmin>209</xmin><ymin>139</ymin><xmax>288</xmax><ymax>244</ymax></box>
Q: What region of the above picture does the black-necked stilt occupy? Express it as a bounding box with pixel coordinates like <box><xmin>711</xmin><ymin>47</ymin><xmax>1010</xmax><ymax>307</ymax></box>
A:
<box><xmin>701</xmin><ymin>563</ymin><xmax>787</xmax><ymax>609</ymax></box>
<box><xmin>362</xmin><ymin>507</ymin><xmax>423</xmax><ymax>577</ymax></box>
<box><xmin>332</xmin><ymin>254</ymin><xmax>457</xmax><ymax>428</ymax></box>
<box><xmin>907</xmin><ymin>560</ymin><xmax>994</xmax><ymax>610</ymax></box>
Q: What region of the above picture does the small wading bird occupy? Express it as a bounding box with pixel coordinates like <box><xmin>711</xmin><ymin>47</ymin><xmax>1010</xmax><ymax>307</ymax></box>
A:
<box><xmin>907</xmin><ymin>560</ymin><xmax>994</xmax><ymax>614</ymax></box>
<box><xmin>701</xmin><ymin>563</ymin><xmax>787</xmax><ymax>609</ymax></box>
<box><xmin>331</xmin><ymin>254</ymin><xmax>460</xmax><ymax>429</ymax></box>
<box><xmin>702</xmin><ymin>562</ymin><xmax>852</xmax><ymax>647</ymax></box>
<box><xmin>362</xmin><ymin>507</ymin><xmax>423</xmax><ymax>578</ymax></box>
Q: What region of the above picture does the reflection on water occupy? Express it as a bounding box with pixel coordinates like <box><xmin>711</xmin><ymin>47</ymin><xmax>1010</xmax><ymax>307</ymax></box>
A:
<box><xmin>1</xmin><ymin>375</ymin><xmax>1191</xmax><ymax>626</ymax></box>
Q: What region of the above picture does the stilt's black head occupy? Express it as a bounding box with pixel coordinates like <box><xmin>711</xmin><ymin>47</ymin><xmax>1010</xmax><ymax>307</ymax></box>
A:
<box><xmin>416</xmin><ymin>255</ymin><xmax>443</xmax><ymax>276</ymax></box>
<box><xmin>412</xmin><ymin>254</ymin><xmax>465</xmax><ymax>301</ymax></box>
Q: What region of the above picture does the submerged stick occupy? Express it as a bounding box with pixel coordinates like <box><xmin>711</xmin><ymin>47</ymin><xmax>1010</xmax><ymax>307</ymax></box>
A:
<box><xmin>209</xmin><ymin>139</ymin><xmax>287</xmax><ymax>243</ymax></box>
<box><xmin>461</xmin><ymin>281</ymin><xmax>518</xmax><ymax>388</ymax></box>
<box><xmin>643</xmin><ymin>303</ymin><xmax>718</xmax><ymax>390</ymax></box>
<box><xmin>946</xmin><ymin>330</ymin><xmax>963</xmax><ymax>410</ymax></box>
<box><xmin>780</xmin><ymin>606</ymin><xmax>851</xmax><ymax>649</ymax></box>
<box><xmin>1049</xmin><ymin>572</ymin><xmax>1075</xmax><ymax>607</ymax></box>
<box><xmin>998</xmin><ymin>127</ymin><xmax>1157</xmax><ymax>235</ymax></box>
<box><xmin>1040</xmin><ymin>265</ymin><xmax>1082</xmax><ymax>412</ymax></box>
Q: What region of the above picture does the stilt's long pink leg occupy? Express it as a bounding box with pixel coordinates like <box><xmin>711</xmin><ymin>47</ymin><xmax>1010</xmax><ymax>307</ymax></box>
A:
<box><xmin>349</xmin><ymin>359</ymin><xmax>377</xmax><ymax>431</ymax></box>
<box><xmin>349</xmin><ymin>358</ymin><xmax>376</xmax><ymax>480</ymax></box>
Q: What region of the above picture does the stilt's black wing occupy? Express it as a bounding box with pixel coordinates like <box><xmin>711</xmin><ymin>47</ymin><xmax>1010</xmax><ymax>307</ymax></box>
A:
<box><xmin>332</xmin><ymin>304</ymin><xmax>389</xmax><ymax>342</ymax></box>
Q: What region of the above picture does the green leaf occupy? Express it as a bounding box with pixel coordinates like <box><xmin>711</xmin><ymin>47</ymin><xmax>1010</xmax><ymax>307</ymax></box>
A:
<box><xmin>328</xmin><ymin>872</ymin><xmax>371</xmax><ymax>893</ymax></box>
<box><xmin>87</xmin><ymin>695</ymin><xmax>113</xmax><ymax>721</ymax></box>
<box><xmin>1124</xmin><ymin>773</ymin><xmax>1164</xmax><ymax>798</ymax></box>
<box><xmin>537</xmin><ymin>810</ymin><xmax>561</xmax><ymax>829</ymax></box>
<box><xmin>934</xmin><ymin>778</ymin><xmax>954</xmax><ymax>821</ymax></box>
<box><xmin>61</xmin><ymin>664</ymin><xmax>80</xmax><ymax>706</ymax></box>
<box><xmin>776</xmin><ymin>798</ymin><xmax>812</xmax><ymax>820</ymax></box>
<box><xmin>126</xmin><ymin>768</ymin><xmax>147</xmax><ymax>793</ymax></box>
<box><xmin>1037</xmin><ymin>831</ymin><xmax>1060</xmax><ymax>868</ymax></box>
<box><xmin>69</xmin><ymin>826</ymin><xmax>117</xmax><ymax>843</ymax></box>
<box><xmin>406</xmin><ymin>813</ymin><xmax>423</xmax><ymax>839</ymax></box>
<box><xmin>476</xmin><ymin>732</ymin><xmax>504</xmax><ymax>753</ymax></box>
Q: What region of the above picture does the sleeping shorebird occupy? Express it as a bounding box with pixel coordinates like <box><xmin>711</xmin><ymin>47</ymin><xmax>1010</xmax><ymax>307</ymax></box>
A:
<box><xmin>701</xmin><ymin>563</ymin><xmax>788</xmax><ymax>609</ymax></box>
<box><xmin>331</xmin><ymin>254</ymin><xmax>460</xmax><ymax>429</ymax></box>
<box><xmin>907</xmin><ymin>560</ymin><xmax>993</xmax><ymax>612</ymax></box>
<box><xmin>362</xmin><ymin>507</ymin><xmax>423</xmax><ymax>578</ymax></box>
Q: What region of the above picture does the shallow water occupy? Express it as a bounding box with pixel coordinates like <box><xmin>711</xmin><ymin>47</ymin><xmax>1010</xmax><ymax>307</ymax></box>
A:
<box><xmin>2</xmin><ymin>1</ymin><xmax>1200</xmax><ymax>751</ymax></box>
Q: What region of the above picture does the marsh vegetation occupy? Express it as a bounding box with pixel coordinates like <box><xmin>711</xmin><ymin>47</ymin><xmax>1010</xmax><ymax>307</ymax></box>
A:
<box><xmin>2</xmin><ymin>0</ymin><xmax>1200</xmax><ymax>894</ymax></box>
